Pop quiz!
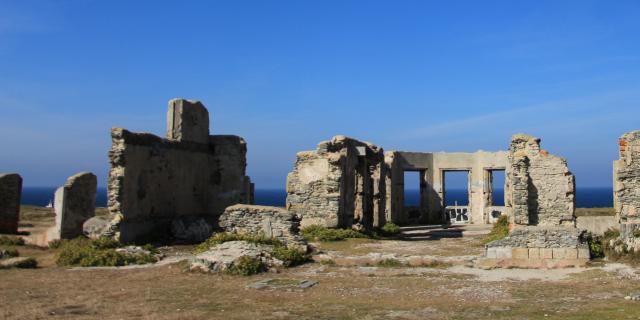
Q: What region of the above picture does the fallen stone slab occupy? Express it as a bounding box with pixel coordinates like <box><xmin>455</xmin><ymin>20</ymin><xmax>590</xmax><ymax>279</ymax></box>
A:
<box><xmin>247</xmin><ymin>278</ymin><xmax>318</xmax><ymax>290</ymax></box>
<box><xmin>189</xmin><ymin>240</ymin><xmax>283</xmax><ymax>273</ymax></box>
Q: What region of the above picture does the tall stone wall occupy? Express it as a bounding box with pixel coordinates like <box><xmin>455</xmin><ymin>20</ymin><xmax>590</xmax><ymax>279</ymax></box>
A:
<box><xmin>108</xmin><ymin>98</ymin><xmax>253</xmax><ymax>243</ymax></box>
<box><xmin>286</xmin><ymin>135</ymin><xmax>385</xmax><ymax>229</ymax></box>
<box><xmin>505</xmin><ymin>134</ymin><xmax>575</xmax><ymax>226</ymax></box>
<box><xmin>48</xmin><ymin>172</ymin><xmax>97</xmax><ymax>241</ymax></box>
<box><xmin>0</xmin><ymin>173</ymin><xmax>22</xmax><ymax>233</ymax></box>
<box><xmin>614</xmin><ymin>131</ymin><xmax>640</xmax><ymax>224</ymax></box>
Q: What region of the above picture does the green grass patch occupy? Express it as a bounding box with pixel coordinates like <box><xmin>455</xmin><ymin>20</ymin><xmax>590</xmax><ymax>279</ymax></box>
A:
<box><xmin>272</xmin><ymin>246</ymin><xmax>309</xmax><ymax>267</ymax></box>
<box><xmin>0</xmin><ymin>235</ymin><xmax>25</xmax><ymax>246</ymax></box>
<box><xmin>0</xmin><ymin>246</ymin><xmax>19</xmax><ymax>258</ymax></box>
<box><xmin>226</xmin><ymin>256</ymin><xmax>265</xmax><ymax>276</ymax></box>
<box><xmin>377</xmin><ymin>258</ymin><xmax>403</xmax><ymax>268</ymax></box>
<box><xmin>301</xmin><ymin>225</ymin><xmax>370</xmax><ymax>242</ymax></box>
<box><xmin>55</xmin><ymin>238</ymin><xmax>157</xmax><ymax>267</ymax></box>
<box><xmin>481</xmin><ymin>215</ymin><xmax>509</xmax><ymax>244</ymax></box>
<box><xmin>380</xmin><ymin>223</ymin><xmax>401</xmax><ymax>236</ymax></box>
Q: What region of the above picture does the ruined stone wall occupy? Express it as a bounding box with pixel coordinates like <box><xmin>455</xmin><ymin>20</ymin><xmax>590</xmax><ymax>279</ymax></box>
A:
<box><xmin>286</xmin><ymin>136</ymin><xmax>385</xmax><ymax>229</ymax></box>
<box><xmin>49</xmin><ymin>172</ymin><xmax>97</xmax><ymax>241</ymax></box>
<box><xmin>0</xmin><ymin>173</ymin><xmax>22</xmax><ymax>233</ymax></box>
<box><xmin>614</xmin><ymin>131</ymin><xmax>640</xmax><ymax>224</ymax></box>
<box><xmin>108</xmin><ymin>99</ymin><xmax>253</xmax><ymax>243</ymax></box>
<box><xmin>505</xmin><ymin>134</ymin><xmax>575</xmax><ymax>226</ymax></box>
<box><xmin>220</xmin><ymin>204</ymin><xmax>305</xmax><ymax>247</ymax></box>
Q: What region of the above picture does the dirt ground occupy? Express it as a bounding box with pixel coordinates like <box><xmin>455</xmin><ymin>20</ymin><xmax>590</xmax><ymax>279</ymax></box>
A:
<box><xmin>2</xmin><ymin>207</ymin><xmax>640</xmax><ymax>320</ymax></box>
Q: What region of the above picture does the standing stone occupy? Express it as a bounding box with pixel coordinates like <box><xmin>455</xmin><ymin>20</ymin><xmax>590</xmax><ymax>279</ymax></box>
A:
<box><xmin>0</xmin><ymin>173</ymin><xmax>22</xmax><ymax>233</ymax></box>
<box><xmin>167</xmin><ymin>98</ymin><xmax>210</xmax><ymax>144</ymax></box>
<box><xmin>51</xmin><ymin>172</ymin><xmax>97</xmax><ymax>240</ymax></box>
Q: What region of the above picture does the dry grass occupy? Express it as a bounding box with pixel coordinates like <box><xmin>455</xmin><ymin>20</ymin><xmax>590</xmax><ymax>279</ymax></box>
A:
<box><xmin>575</xmin><ymin>207</ymin><xmax>615</xmax><ymax>217</ymax></box>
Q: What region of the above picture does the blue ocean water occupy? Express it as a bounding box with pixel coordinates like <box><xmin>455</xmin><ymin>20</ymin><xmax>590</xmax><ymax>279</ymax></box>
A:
<box><xmin>20</xmin><ymin>187</ymin><xmax>614</xmax><ymax>208</ymax></box>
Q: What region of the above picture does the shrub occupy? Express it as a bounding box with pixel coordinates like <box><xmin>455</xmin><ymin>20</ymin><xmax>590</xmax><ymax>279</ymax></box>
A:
<box><xmin>13</xmin><ymin>257</ymin><xmax>38</xmax><ymax>269</ymax></box>
<box><xmin>0</xmin><ymin>235</ymin><xmax>24</xmax><ymax>246</ymax></box>
<box><xmin>633</xmin><ymin>229</ymin><xmax>640</xmax><ymax>238</ymax></box>
<box><xmin>604</xmin><ymin>228</ymin><xmax>620</xmax><ymax>240</ymax></box>
<box><xmin>0</xmin><ymin>246</ymin><xmax>19</xmax><ymax>258</ymax></box>
<box><xmin>193</xmin><ymin>232</ymin><xmax>282</xmax><ymax>255</ymax></box>
<box><xmin>226</xmin><ymin>256</ymin><xmax>265</xmax><ymax>276</ymax></box>
<box><xmin>588</xmin><ymin>235</ymin><xmax>605</xmax><ymax>259</ymax></box>
<box><xmin>381</xmin><ymin>223</ymin><xmax>401</xmax><ymax>236</ymax></box>
<box><xmin>377</xmin><ymin>258</ymin><xmax>403</xmax><ymax>268</ymax></box>
<box><xmin>55</xmin><ymin>237</ymin><xmax>157</xmax><ymax>267</ymax></box>
<box><xmin>272</xmin><ymin>246</ymin><xmax>309</xmax><ymax>267</ymax></box>
<box><xmin>300</xmin><ymin>225</ymin><xmax>369</xmax><ymax>242</ymax></box>
<box><xmin>481</xmin><ymin>215</ymin><xmax>509</xmax><ymax>244</ymax></box>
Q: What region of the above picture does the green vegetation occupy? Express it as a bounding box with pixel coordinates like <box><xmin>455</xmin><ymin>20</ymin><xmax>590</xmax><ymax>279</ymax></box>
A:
<box><xmin>0</xmin><ymin>235</ymin><xmax>25</xmax><ymax>246</ymax></box>
<box><xmin>481</xmin><ymin>215</ymin><xmax>510</xmax><ymax>244</ymax></box>
<box><xmin>0</xmin><ymin>247</ymin><xmax>19</xmax><ymax>258</ymax></box>
<box><xmin>380</xmin><ymin>223</ymin><xmax>401</xmax><ymax>236</ymax></box>
<box><xmin>54</xmin><ymin>238</ymin><xmax>157</xmax><ymax>267</ymax></box>
<box><xmin>193</xmin><ymin>232</ymin><xmax>281</xmax><ymax>255</ymax></box>
<box><xmin>226</xmin><ymin>256</ymin><xmax>265</xmax><ymax>276</ymax></box>
<box><xmin>301</xmin><ymin>225</ymin><xmax>369</xmax><ymax>242</ymax></box>
<box><xmin>194</xmin><ymin>232</ymin><xmax>310</xmax><ymax>270</ymax></box>
<box><xmin>377</xmin><ymin>258</ymin><xmax>403</xmax><ymax>268</ymax></box>
<box><xmin>633</xmin><ymin>229</ymin><xmax>640</xmax><ymax>238</ymax></box>
<box><xmin>419</xmin><ymin>260</ymin><xmax>452</xmax><ymax>269</ymax></box>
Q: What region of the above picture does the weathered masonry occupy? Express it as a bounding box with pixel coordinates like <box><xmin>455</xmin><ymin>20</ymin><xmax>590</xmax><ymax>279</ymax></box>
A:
<box><xmin>385</xmin><ymin>151</ymin><xmax>507</xmax><ymax>225</ymax></box>
<box><xmin>614</xmin><ymin>130</ymin><xmax>640</xmax><ymax>225</ymax></box>
<box><xmin>108</xmin><ymin>99</ymin><xmax>254</xmax><ymax>243</ymax></box>
<box><xmin>0</xmin><ymin>173</ymin><xmax>22</xmax><ymax>233</ymax></box>
<box><xmin>286</xmin><ymin>136</ymin><xmax>386</xmax><ymax>229</ymax></box>
<box><xmin>47</xmin><ymin>172</ymin><xmax>97</xmax><ymax>242</ymax></box>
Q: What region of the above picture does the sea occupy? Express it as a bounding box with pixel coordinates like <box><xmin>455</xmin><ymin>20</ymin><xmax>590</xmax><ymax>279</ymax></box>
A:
<box><xmin>21</xmin><ymin>187</ymin><xmax>613</xmax><ymax>208</ymax></box>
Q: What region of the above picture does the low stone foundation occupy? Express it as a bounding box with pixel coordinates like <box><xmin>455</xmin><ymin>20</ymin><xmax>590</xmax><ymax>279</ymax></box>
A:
<box><xmin>477</xmin><ymin>227</ymin><xmax>590</xmax><ymax>269</ymax></box>
<box><xmin>219</xmin><ymin>204</ymin><xmax>306</xmax><ymax>248</ymax></box>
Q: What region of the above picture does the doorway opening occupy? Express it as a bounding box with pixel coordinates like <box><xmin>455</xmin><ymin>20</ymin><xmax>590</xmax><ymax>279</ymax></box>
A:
<box><xmin>443</xmin><ymin>170</ymin><xmax>470</xmax><ymax>224</ymax></box>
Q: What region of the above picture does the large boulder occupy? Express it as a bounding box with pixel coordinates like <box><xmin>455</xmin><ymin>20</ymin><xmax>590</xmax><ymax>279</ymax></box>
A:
<box><xmin>189</xmin><ymin>241</ymin><xmax>283</xmax><ymax>273</ymax></box>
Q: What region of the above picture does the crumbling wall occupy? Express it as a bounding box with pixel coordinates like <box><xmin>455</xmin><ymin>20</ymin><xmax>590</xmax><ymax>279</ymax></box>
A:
<box><xmin>0</xmin><ymin>173</ymin><xmax>22</xmax><ymax>233</ymax></box>
<box><xmin>48</xmin><ymin>172</ymin><xmax>97</xmax><ymax>241</ymax></box>
<box><xmin>220</xmin><ymin>204</ymin><xmax>306</xmax><ymax>247</ymax></box>
<box><xmin>108</xmin><ymin>98</ymin><xmax>253</xmax><ymax>243</ymax></box>
<box><xmin>505</xmin><ymin>134</ymin><xmax>575</xmax><ymax>226</ymax></box>
<box><xmin>614</xmin><ymin>130</ymin><xmax>640</xmax><ymax>224</ymax></box>
<box><xmin>286</xmin><ymin>135</ymin><xmax>385</xmax><ymax>229</ymax></box>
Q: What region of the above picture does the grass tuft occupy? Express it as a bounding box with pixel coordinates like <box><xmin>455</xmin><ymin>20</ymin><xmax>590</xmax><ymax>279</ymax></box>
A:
<box><xmin>301</xmin><ymin>225</ymin><xmax>369</xmax><ymax>242</ymax></box>
<box><xmin>481</xmin><ymin>215</ymin><xmax>509</xmax><ymax>244</ymax></box>
<box><xmin>0</xmin><ymin>235</ymin><xmax>25</xmax><ymax>246</ymax></box>
<box><xmin>54</xmin><ymin>237</ymin><xmax>157</xmax><ymax>267</ymax></box>
<box><xmin>226</xmin><ymin>256</ymin><xmax>265</xmax><ymax>276</ymax></box>
<box><xmin>377</xmin><ymin>258</ymin><xmax>403</xmax><ymax>268</ymax></box>
<box><xmin>380</xmin><ymin>223</ymin><xmax>401</xmax><ymax>236</ymax></box>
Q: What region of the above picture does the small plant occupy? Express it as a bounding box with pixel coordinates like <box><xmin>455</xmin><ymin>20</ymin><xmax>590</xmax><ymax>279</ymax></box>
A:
<box><xmin>481</xmin><ymin>215</ymin><xmax>510</xmax><ymax>244</ymax></box>
<box><xmin>226</xmin><ymin>256</ymin><xmax>265</xmax><ymax>276</ymax></box>
<box><xmin>300</xmin><ymin>225</ymin><xmax>369</xmax><ymax>242</ymax></box>
<box><xmin>55</xmin><ymin>237</ymin><xmax>157</xmax><ymax>267</ymax></box>
<box><xmin>193</xmin><ymin>232</ymin><xmax>282</xmax><ymax>255</ymax></box>
<box><xmin>319</xmin><ymin>259</ymin><xmax>336</xmax><ymax>265</ymax></box>
<box><xmin>0</xmin><ymin>235</ymin><xmax>25</xmax><ymax>246</ymax></box>
<box><xmin>0</xmin><ymin>247</ymin><xmax>19</xmax><ymax>258</ymax></box>
<box><xmin>603</xmin><ymin>228</ymin><xmax>620</xmax><ymax>240</ymax></box>
<box><xmin>272</xmin><ymin>246</ymin><xmax>309</xmax><ymax>267</ymax></box>
<box><xmin>13</xmin><ymin>257</ymin><xmax>38</xmax><ymax>269</ymax></box>
<box><xmin>381</xmin><ymin>223</ymin><xmax>401</xmax><ymax>236</ymax></box>
<box><xmin>377</xmin><ymin>258</ymin><xmax>403</xmax><ymax>268</ymax></box>
<box><xmin>587</xmin><ymin>234</ymin><xmax>605</xmax><ymax>259</ymax></box>
<box><xmin>419</xmin><ymin>260</ymin><xmax>452</xmax><ymax>269</ymax></box>
<box><xmin>632</xmin><ymin>229</ymin><xmax>640</xmax><ymax>238</ymax></box>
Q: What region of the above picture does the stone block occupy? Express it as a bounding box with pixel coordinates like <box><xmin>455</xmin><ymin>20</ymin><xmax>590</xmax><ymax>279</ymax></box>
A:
<box><xmin>528</xmin><ymin>248</ymin><xmax>540</xmax><ymax>259</ymax></box>
<box><xmin>485</xmin><ymin>247</ymin><xmax>497</xmax><ymax>259</ymax></box>
<box><xmin>540</xmin><ymin>248</ymin><xmax>553</xmax><ymax>259</ymax></box>
<box><xmin>512</xmin><ymin>247</ymin><xmax>529</xmax><ymax>259</ymax></box>
<box><xmin>553</xmin><ymin>248</ymin><xmax>578</xmax><ymax>260</ymax></box>
<box><xmin>577</xmin><ymin>247</ymin><xmax>590</xmax><ymax>259</ymax></box>
<box><xmin>50</xmin><ymin>172</ymin><xmax>97</xmax><ymax>240</ymax></box>
<box><xmin>0</xmin><ymin>173</ymin><xmax>22</xmax><ymax>233</ymax></box>
<box><xmin>495</xmin><ymin>247</ymin><xmax>512</xmax><ymax>259</ymax></box>
<box><xmin>166</xmin><ymin>98</ymin><xmax>210</xmax><ymax>144</ymax></box>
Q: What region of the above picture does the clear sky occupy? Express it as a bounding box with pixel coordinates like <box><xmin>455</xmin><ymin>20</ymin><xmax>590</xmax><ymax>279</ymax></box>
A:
<box><xmin>1</xmin><ymin>0</ymin><xmax>639</xmax><ymax>189</ymax></box>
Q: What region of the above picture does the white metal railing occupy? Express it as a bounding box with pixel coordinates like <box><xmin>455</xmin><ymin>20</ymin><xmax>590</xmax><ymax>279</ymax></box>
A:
<box><xmin>445</xmin><ymin>201</ymin><xmax>470</xmax><ymax>224</ymax></box>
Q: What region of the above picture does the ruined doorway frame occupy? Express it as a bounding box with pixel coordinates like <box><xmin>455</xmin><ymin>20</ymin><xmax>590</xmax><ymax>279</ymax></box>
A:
<box><xmin>401</xmin><ymin>169</ymin><xmax>428</xmax><ymax>224</ymax></box>
<box><xmin>441</xmin><ymin>168</ymin><xmax>472</xmax><ymax>224</ymax></box>
<box><xmin>483</xmin><ymin>168</ymin><xmax>507</xmax><ymax>223</ymax></box>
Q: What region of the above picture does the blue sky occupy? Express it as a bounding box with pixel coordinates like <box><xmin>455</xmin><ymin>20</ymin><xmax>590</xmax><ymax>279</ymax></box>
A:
<box><xmin>0</xmin><ymin>0</ymin><xmax>638</xmax><ymax>189</ymax></box>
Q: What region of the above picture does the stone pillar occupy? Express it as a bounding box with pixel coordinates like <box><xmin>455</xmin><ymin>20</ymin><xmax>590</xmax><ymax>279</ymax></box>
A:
<box><xmin>614</xmin><ymin>130</ymin><xmax>640</xmax><ymax>224</ymax></box>
<box><xmin>0</xmin><ymin>173</ymin><xmax>22</xmax><ymax>233</ymax></box>
<box><xmin>167</xmin><ymin>98</ymin><xmax>210</xmax><ymax>144</ymax></box>
<box><xmin>51</xmin><ymin>172</ymin><xmax>97</xmax><ymax>240</ymax></box>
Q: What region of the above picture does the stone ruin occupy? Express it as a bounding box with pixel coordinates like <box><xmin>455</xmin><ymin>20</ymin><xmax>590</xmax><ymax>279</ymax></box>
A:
<box><xmin>46</xmin><ymin>172</ymin><xmax>97</xmax><ymax>243</ymax></box>
<box><xmin>106</xmin><ymin>98</ymin><xmax>254</xmax><ymax>243</ymax></box>
<box><xmin>286</xmin><ymin>136</ymin><xmax>386</xmax><ymax>230</ymax></box>
<box><xmin>505</xmin><ymin>134</ymin><xmax>576</xmax><ymax>226</ymax></box>
<box><xmin>612</xmin><ymin>131</ymin><xmax>640</xmax><ymax>250</ymax></box>
<box><xmin>479</xmin><ymin>134</ymin><xmax>587</xmax><ymax>268</ymax></box>
<box><xmin>220</xmin><ymin>204</ymin><xmax>305</xmax><ymax>248</ymax></box>
<box><xmin>0</xmin><ymin>173</ymin><xmax>22</xmax><ymax>234</ymax></box>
